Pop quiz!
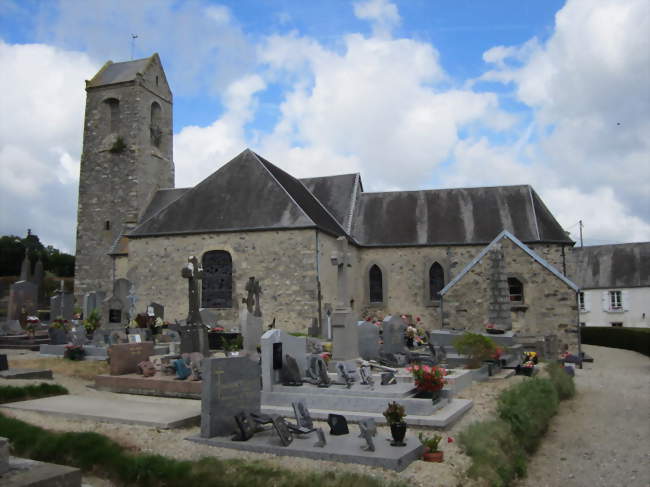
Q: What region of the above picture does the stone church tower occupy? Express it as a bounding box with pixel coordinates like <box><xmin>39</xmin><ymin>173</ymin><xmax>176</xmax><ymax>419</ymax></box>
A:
<box><xmin>74</xmin><ymin>54</ymin><xmax>174</xmax><ymax>298</ymax></box>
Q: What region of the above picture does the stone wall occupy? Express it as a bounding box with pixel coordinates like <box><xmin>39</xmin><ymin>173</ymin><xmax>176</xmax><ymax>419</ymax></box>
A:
<box><xmin>443</xmin><ymin>238</ymin><xmax>578</xmax><ymax>350</ymax></box>
<box><xmin>127</xmin><ymin>229</ymin><xmax>319</xmax><ymax>332</ymax></box>
<box><xmin>75</xmin><ymin>57</ymin><xmax>174</xmax><ymax>302</ymax></box>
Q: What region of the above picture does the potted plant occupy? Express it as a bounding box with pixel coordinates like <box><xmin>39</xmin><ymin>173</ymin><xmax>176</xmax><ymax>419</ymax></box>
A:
<box><xmin>83</xmin><ymin>309</ymin><xmax>101</xmax><ymax>337</ymax></box>
<box><xmin>383</xmin><ymin>401</ymin><xmax>407</xmax><ymax>446</ymax></box>
<box><xmin>452</xmin><ymin>332</ymin><xmax>497</xmax><ymax>369</ymax></box>
<box><xmin>518</xmin><ymin>360</ymin><xmax>536</xmax><ymax>376</ymax></box>
<box><xmin>25</xmin><ymin>316</ymin><xmax>39</xmax><ymax>338</ymax></box>
<box><xmin>419</xmin><ymin>432</ymin><xmax>444</xmax><ymax>462</ymax></box>
<box><xmin>408</xmin><ymin>364</ymin><xmax>447</xmax><ymax>403</ymax></box>
<box><xmin>49</xmin><ymin>317</ymin><xmax>70</xmax><ymax>345</ymax></box>
<box><xmin>63</xmin><ymin>344</ymin><xmax>85</xmax><ymax>361</ymax></box>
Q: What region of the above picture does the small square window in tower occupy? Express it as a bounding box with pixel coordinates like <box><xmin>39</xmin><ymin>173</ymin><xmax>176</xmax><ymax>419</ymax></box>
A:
<box><xmin>202</xmin><ymin>251</ymin><xmax>232</xmax><ymax>308</ymax></box>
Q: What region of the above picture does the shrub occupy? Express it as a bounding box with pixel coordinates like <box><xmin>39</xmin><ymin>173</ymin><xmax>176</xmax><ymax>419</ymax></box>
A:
<box><xmin>497</xmin><ymin>378</ymin><xmax>558</xmax><ymax>453</ymax></box>
<box><xmin>581</xmin><ymin>327</ymin><xmax>650</xmax><ymax>356</ymax></box>
<box><xmin>459</xmin><ymin>419</ymin><xmax>526</xmax><ymax>487</ymax></box>
<box><xmin>0</xmin><ymin>383</ymin><xmax>68</xmax><ymax>404</ymax></box>
<box><xmin>453</xmin><ymin>332</ymin><xmax>497</xmax><ymax>368</ymax></box>
<box><xmin>546</xmin><ymin>362</ymin><xmax>576</xmax><ymax>400</ymax></box>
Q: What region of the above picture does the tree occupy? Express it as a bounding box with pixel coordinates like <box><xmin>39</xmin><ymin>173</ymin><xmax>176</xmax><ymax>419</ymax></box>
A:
<box><xmin>0</xmin><ymin>232</ymin><xmax>75</xmax><ymax>277</ymax></box>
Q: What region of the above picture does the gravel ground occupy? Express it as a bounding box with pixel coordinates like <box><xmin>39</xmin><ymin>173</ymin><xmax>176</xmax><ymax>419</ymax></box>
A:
<box><xmin>6</xmin><ymin>346</ymin><xmax>647</xmax><ymax>487</ymax></box>
<box><xmin>518</xmin><ymin>345</ymin><xmax>650</xmax><ymax>487</ymax></box>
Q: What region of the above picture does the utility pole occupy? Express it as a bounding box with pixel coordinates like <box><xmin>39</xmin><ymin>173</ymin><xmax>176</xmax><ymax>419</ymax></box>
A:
<box><xmin>579</xmin><ymin>220</ymin><xmax>583</xmax><ymax>248</ymax></box>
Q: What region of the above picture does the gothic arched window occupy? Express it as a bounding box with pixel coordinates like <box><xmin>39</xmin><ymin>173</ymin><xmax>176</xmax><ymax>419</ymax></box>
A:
<box><xmin>150</xmin><ymin>102</ymin><xmax>162</xmax><ymax>147</ymax></box>
<box><xmin>104</xmin><ymin>98</ymin><xmax>120</xmax><ymax>133</ymax></box>
<box><xmin>429</xmin><ymin>262</ymin><xmax>445</xmax><ymax>301</ymax></box>
<box><xmin>369</xmin><ymin>264</ymin><xmax>383</xmax><ymax>303</ymax></box>
<box><xmin>202</xmin><ymin>251</ymin><xmax>232</xmax><ymax>308</ymax></box>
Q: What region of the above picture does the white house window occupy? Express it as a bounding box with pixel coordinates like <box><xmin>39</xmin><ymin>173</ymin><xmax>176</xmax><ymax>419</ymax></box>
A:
<box><xmin>578</xmin><ymin>292</ymin><xmax>585</xmax><ymax>311</ymax></box>
<box><xmin>609</xmin><ymin>290</ymin><xmax>622</xmax><ymax>310</ymax></box>
<box><xmin>611</xmin><ymin>322</ymin><xmax>623</xmax><ymax>327</ymax></box>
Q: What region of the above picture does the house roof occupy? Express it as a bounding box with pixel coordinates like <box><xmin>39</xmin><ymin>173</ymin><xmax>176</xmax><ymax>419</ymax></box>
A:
<box><xmin>86</xmin><ymin>54</ymin><xmax>156</xmax><ymax>88</ymax></box>
<box><xmin>440</xmin><ymin>230</ymin><xmax>579</xmax><ymax>296</ymax></box>
<box><xmin>569</xmin><ymin>242</ymin><xmax>650</xmax><ymax>289</ymax></box>
<box><xmin>139</xmin><ymin>188</ymin><xmax>190</xmax><ymax>223</ymax></box>
<box><xmin>351</xmin><ymin>185</ymin><xmax>572</xmax><ymax>246</ymax></box>
<box><xmin>130</xmin><ymin>149</ymin><xmax>346</xmax><ymax>238</ymax></box>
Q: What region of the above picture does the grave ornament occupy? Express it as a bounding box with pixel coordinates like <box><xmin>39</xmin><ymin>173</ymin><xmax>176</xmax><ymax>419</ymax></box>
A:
<box><xmin>327</xmin><ymin>414</ymin><xmax>349</xmax><ymax>436</ymax></box>
<box><xmin>281</xmin><ymin>354</ymin><xmax>303</xmax><ymax>386</ymax></box>
<box><xmin>360</xmin><ymin>427</ymin><xmax>375</xmax><ymax>452</ymax></box>
<box><xmin>381</xmin><ymin>371</ymin><xmax>397</xmax><ymax>385</ymax></box>
<box><xmin>358</xmin><ymin>418</ymin><xmax>377</xmax><ymax>438</ymax></box>
<box><xmin>292</xmin><ymin>400</ymin><xmax>315</xmax><ymax>431</ymax></box>
<box><xmin>173</xmin><ymin>358</ymin><xmax>191</xmax><ymax>380</ymax></box>
<box><xmin>336</xmin><ymin>361</ymin><xmax>355</xmax><ymax>388</ymax></box>
<box><xmin>244</xmin><ymin>276</ymin><xmax>263</xmax><ymax>317</ymax></box>
<box><xmin>305</xmin><ymin>355</ymin><xmax>331</xmax><ymax>388</ymax></box>
<box><xmin>233</xmin><ymin>412</ymin><xmax>255</xmax><ymax>441</ymax></box>
<box><xmin>313</xmin><ymin>428</ymin><xmax>327</xmax><ymax>448</ymax></box>
<box><xmin>359</xmin><ymin>363</ymin><xmax>375</xmax><ymax>388</ymax></box>
<box><xmin>137</xmin><ymin>360</ymin><xmax>156</xmax><ymax>377</ymax></box>
<box><xmin>272</xmin><ymin>416</ymin><xmax>293</xmax><ymax>446</ymax></box>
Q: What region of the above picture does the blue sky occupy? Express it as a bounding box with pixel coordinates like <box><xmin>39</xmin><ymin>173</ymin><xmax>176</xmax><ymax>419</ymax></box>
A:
<box><xmin>1</xmin><ymin>0</ymin><xmax>648</xmax><ymax>252</ymax></box>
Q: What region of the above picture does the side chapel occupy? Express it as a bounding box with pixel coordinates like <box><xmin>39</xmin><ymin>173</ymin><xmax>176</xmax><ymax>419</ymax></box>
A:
<box><xmin>74</xmin><ymin>54</ymin><xmax>579</xmax><ymax>349</ymax></box>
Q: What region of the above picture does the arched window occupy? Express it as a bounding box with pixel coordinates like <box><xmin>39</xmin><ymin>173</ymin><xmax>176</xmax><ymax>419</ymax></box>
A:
<box><xmin>150</xmin><ymin>102</ymin><xmax>162</xmax><ymax>147</ymax></box>
<box><xmin>429</xmin><ymin>262</ymin><xmax>445</xmax><ymax>300</ymax></box>
<box><xmin>369</xmin><ymin>264</ymin><xmax>383</xmax><ymax>303</ymax></box>
<box><xmin>202</xmin><ymin>251</ymin><xmax>232</xmax><ymax>308</ymax></box>
<box><xmin>104</xmin><ymin>98</ymin><xmax>120</xmax><ymax>133</ymax></box>
<box><xmin>508</xmin><ymin>277</ymin><xmax>524</xmax><ymax>303</ymax></box>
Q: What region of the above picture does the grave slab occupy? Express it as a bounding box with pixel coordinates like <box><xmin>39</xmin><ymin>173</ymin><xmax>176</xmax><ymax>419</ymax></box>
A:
<box><xmin>2</xmin><ymin>456</ymin><xmax>81</xmax><ymax>487</ymax></box>
<box><xmin>39</xmin><ymin>344</ymin><xmax>169</xmax><ymax>360</ymax></box>
<box><xmin>0</xmin><ymin>368</ymin><xmax>53</xmax><ymax>380</ymax></box>
<box><xmin>94</xmin><ymin>374</ymin><xmax>202</xmax><ymax>399</ymax></box>
<box><xmin>187</xmin><ymin>429</ymin><xmax>423</xmax><ymax>472</ymax></box>
<box><xmin>0</xmin><ymin>395</ymin><xmax>200</xmax><ymax>429</ymax></box>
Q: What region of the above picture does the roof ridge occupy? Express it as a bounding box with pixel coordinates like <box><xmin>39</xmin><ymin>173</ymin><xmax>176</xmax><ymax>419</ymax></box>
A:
<box><xmin>528</xmin><ymin>186</ymin><xmax>541</xmax><ymax>240</ymax></box>
<box><xmin>360</xmin><ymin>184</ymin><xmax>531</xmax><ymax>196</ymax></box>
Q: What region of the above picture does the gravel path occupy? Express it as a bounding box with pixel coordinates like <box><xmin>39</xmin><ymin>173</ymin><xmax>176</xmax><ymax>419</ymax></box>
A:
<box><xmin>518</xmin><ymin>345</ymin><xmax>650</xmax><ymax>487</ymax></box>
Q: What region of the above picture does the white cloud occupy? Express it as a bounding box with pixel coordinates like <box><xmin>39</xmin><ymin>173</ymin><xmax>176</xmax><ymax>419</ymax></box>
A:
<box><xmin>353</xmin><ymin>0</ymin><xmax>401</xmax><ymax>38</ymax></box>
<box><xmin>0</xmin><ymin>41</ymin><xmax>98</xmax><ymax>251</ymax></box>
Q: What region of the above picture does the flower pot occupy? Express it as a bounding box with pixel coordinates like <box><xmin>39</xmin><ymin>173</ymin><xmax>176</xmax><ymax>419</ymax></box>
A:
<box><xmin>389</xmin><ymin>421</ymin><xmax>407</xmax><ymax>446</ymax></box>
<box><xmin>422</xmin><ymin>449</ymin><xmax>444</xmax><ymax>462</ymax></box>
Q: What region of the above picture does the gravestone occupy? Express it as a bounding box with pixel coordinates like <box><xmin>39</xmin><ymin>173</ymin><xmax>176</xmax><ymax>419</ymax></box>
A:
<box><xmin>305</xmin><ymin>355</ymin><xmax>331</xmax><ymax>387</ymax></box>
<box><xmin>327</xmin><ymin>414</ymin><xmax>349</xmax><ymax>435</ymax></box>
<box><xmin>7</xmin><ymin>280</ymin><xmax>38</xmax><ymax>321</ymax></box>
<box><xmin>330</xmin><ymin>237</ymin><xmax>359</xmax><ymax>360</ymax></box>
<box><xmin>83</xmin><ymin>291</ymin><xmax>105</xmax><ymax>320</ymax></box>
<box><xmin>260</xmin><ymin>329</ymin><xmax>307</xmax><ymax>391</ymax></box>
<box><xmin>50</xmin><ymin>292</ymin><xmax>74</xmax><ymax>321</ymax></box>
<box><xmin>69</xmin><ymin>326</ymin><xmax>88</xmax><ymax>346</ymax></box>
<box><xmin>292</xmin><ymin>400</ymin><xmax>314</xmax><ymax>430</ymax></box>
<box><xmin>199</xmin><ymin>308</ymin><xmax>219</xmax><ymax>326</ymax></box>
<box><xmin>313</xmin><ymin>428</ymin><xmax>327</xmax><ymax>448</ymax></box>
<box><xmin>201</xmin><ymin>356</ymin><xmax>261</xmax><ymax>438</ymax></box>
<box><xmin>48</xmin><ymin>326</ymin><xmax>68</xmax><ymax>345</ymax></box>
<box><xmin>382</xmin><ymin>315</ymin><xmax>407</xmax><ymax>354</ymax></box>
<box><xmin>272</xmin><ymin>416</ymin><xmax>293</xmax><ymax>446</ymax></box>
<box><xmin>281</xmin><ymin>354</ymin><xmax>303</xmax><ymax>386</ymax></box>
<box><xmin>1</xmin><ymin>320</ymin><xmax>23</xmax><ymax>335</ymax></box>
<box><xmin>102</xmin><ymin>279</ymin><xmax>131</xmax><ymax>329</ymax></box>
<box><xmin>181</xmin><ymin>256</ymin><xmax>209</xmax><ymax>356</ymax></box>
<box><xmin>108</xmin><ymin>342</ymin><xmax>154</xmax><ymax>375</ymax></box>
<box><xmin>240</xmin><ymin>308</ymin><xmax>263</xmax><ymax>355</ymax></box>
<box><xmin>357</xmin><ymin>321</ymin><xmax>381</xmax><ymax>360</ymax></box>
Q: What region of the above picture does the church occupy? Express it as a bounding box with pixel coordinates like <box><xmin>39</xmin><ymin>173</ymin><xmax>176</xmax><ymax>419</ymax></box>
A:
<box><xmin>74</xmin><ymin>54</ymin><xmax>579</xmax><ymax>348</ymax></box>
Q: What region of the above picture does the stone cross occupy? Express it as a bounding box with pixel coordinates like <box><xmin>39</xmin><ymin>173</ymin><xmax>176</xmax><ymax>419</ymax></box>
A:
<box><xmin>127</xmin><ymin>283</ymin><xmax>138</xmax><ymax>322</ymax></box>
<box><xmin>182</xmin><ymin>256</ymin><xmax>204</xmax><ymax>325</ymax></box>
<box><xmin>245</xmin><ymin>276</ymin><xmax>263</xmax><ymax>317</ymax></box>
<box><xmin>330</xmin><ymin>237</ymin><xmax>351</xmax><ymax>310</ymax></box>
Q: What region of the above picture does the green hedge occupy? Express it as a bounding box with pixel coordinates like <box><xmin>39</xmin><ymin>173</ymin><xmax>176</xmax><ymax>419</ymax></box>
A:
<box><xmin>0</xmin><ymin>413</ymin><xmax>405</xmax><ymax>487</ymax></box>
<box><xmin>0</xmin><ymin>383</ymin><xmax>68</xmax><ymax>404</ymax></box>
<box><xmin>460</xmin><ymin>371</ymin><xmax>575</xmax><ymax>487</ymax></box>
<box><xmin>581</xmin><ymin>327</ymin><xmax>650</xmax><ymax>356</ymax></box>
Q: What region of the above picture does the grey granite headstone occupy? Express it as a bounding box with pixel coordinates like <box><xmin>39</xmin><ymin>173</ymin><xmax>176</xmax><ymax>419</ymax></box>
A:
<box><xmin>260</xmin><ymin>329</ymin><xmax>307</xmax><ymax>391</ymax></box>
<box><xmin>69</xmin><ymin>326</ymin><xmax>88</xmax><ymax>346</ymax></box>
<box><xmin>83</xmin><ymin>291</ymin><xmax>105</xmax><ymax>319</ymax></box>
<box><xmin>201</xmin><ymin>356</ymin><xmax>261</xmax><ymax>438</ymax></box>
<box><xmin>179</xmin><ymin>323</ymin><xmax>209</xmax><ymax>356</ymax></box>
<box><xmin>331</xmin><ymin>311</ymin><xmax>358</xmax><ymax>360</ymax></box>
<box><xmin>102</xmin><ymin>279</ymin><xmax>131</xmax><ymax>329</ymax></box>
<box><xmin>281</xmin><ymin>354</ymin><xmax>303</xmax><ymax>385</ymax></box>
<box><xmin>357</xmin><ymin>321</ymin><xmax>381</xmax><ymax>360</ymax></box>
<box><xmin>50</xmin><ymin>293</ymin><xmax>74</xmax><ymax>321</ymax></box>
<box><xmin>7</xmin><ymin>280</ymin><xmax>38</xmax><ymax>321</ymax></box>
<box><xmin>382</xmin><ymin>315</ymin><xmax>407</xmax><ymax>354</ymax></box>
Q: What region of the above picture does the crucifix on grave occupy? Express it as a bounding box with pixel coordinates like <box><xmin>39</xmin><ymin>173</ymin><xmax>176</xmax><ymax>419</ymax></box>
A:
<box><xmin>329</xmin><ymin>237</ymin><xmax>358</xmax><ymax>360</ymax></box>
<box><xmin>330</xmin><ymin>237</ymin><xmax>352</xmax><ymax>311</ymax></box>
<box><xmin>181</xmin><ymin>256</ymin><xmax>209</xmax><ymax>356</ymax></box>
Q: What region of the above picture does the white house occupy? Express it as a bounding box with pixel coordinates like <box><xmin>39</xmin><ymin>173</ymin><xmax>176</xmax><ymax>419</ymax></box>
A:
<box><xmin>569</xmin><ymin>242</ymin><xmax>650</xmax><ymax>328</ymax></box>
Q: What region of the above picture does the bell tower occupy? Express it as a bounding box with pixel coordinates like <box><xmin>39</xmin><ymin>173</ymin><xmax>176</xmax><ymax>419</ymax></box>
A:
<box><xmin>74</xmin><ymin>53</ymin><xmax>174</xmax><ymax>298</ymax></box>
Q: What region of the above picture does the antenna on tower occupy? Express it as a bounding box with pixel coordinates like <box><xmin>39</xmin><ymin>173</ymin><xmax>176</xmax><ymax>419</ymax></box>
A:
<box><xmin>131</xmin><ymin>34</ymin><xmax>138</xmax><ymax>60</ymax></box>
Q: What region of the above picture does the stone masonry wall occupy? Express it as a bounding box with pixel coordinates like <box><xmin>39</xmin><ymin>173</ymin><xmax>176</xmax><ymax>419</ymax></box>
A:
<box><xmin>443</xmin><ymin>238</ymin><xmax>578</xmax><ymax>351</ymax></box>
<box><xmin>75</xmin><ymin>57</ymin><xmax>174</xmax><ymax>303</ymax></box>
<box><xmin>127</xmin><ymin>229</ymin><xmax>319</xmax><ymax>332</ymax></box>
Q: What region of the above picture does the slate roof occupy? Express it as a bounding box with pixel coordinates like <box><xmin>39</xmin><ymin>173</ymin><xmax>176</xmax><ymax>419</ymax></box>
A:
<box><xmin>86</xmin><ymin>55</ymin><xmax>156</xmax><ymax>88</ymax></box>
<box><xmin>351</xmin><ymin>185</ymin><xmax>572</xmax><ymax>246</ymax></box>
<box><xmin>440</xmin><ymin>230</ymin><xmax>579</xmax><ymax>296</ymax></box>
<box><xmin>569</xmin><ymin>242</ymin><xmax>650</xmax><ymax>289</ymax></box>
<box><xmin>139</xmin><ymin>188</ymin><xmax>189</xmax><ymax>223</ymax></box>
<box><xmin>300</xmin><ymin>173</ymin><xmax>361</xmax><ymax>234</ymax></box>
<box><xmin>130</xmin><ymin>149</ymin><xmax>346</xmax><ymax>238</ymax></box>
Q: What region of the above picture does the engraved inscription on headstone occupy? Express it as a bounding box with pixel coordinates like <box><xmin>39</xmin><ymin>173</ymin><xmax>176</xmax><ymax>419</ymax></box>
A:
<box><xmin>201</xmin><ymin>356</ymin><xmax>261</xmax><ymax>438</ymax></box>
<box><xmin>272</xmin><ymin>416</ymin><xmax>293</xmax><ymax>447</ymax></box>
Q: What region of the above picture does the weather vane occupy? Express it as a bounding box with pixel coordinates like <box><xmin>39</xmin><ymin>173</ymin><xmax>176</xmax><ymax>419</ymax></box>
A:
<box><xmin>131</xmin><ymin>34</ymin><xmax>138</xmax><ymax>60</ymax></box>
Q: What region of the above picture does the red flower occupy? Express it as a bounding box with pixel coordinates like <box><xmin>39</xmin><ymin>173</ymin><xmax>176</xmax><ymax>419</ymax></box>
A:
<box><xmin>416</xmin><ymin>316</ymin><xmax>421</xmax><ymax>322</ymax></box>
<box><xmin>366</xmin><ymin>317</ymin><xmax>372</xmax><ymax>322</ymax></box>
<box><xmin>447</xmin><ymin>437</ymin><xmax>454</xmax><ymax>443</ymax></box>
